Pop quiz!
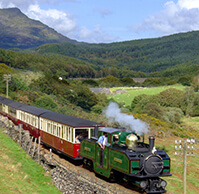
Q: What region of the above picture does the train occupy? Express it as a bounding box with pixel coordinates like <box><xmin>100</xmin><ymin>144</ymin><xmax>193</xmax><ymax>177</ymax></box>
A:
<box><xmin>0</xmin><ymin>95</ymin><xmax>171</xmax><ymax>193</ymax></box>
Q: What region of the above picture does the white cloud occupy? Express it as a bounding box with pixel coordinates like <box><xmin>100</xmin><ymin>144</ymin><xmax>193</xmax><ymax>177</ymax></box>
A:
<box><xmin>27</xmin><ymin>4</ymin><xmax>77</xmax><ymax>35</ymax></box>
<box><xmin>0</xmin><ymin>1</ymin><xmax>115</xmax><ymax>42</ymax></box>
<box><xmin>0</xmin><ymin>0</ymin><xmax>36</xmax><ymax>9</ymax></box>
<box><xmin>134</xmin><ymin>0</ymin><xmax>199</xmax><ymax>36</ymax></box>
<box><xmin>178</xmin><ymin>0</ymin><xmax>199</xmax><ymax>9</ymax></box>
<box><xmin>77</xmin><ymin>24</ymin><xmax>116</xmax><ymax>43</ymax></box>
<box><xmin>98</xmin><ymin>8</ymin><xmax>112</xmax><ymax>17</ymax></box>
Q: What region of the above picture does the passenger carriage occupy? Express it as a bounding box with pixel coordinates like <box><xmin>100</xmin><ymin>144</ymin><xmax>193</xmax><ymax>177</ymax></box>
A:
<box><xmin>0</xmin><ymin>96</ymin><xmax>23</xmax><ymax>125</ymax></box>
<box><xmin>0</xmin><ymin>96</ymin><xmax>104</xmax><ymax>159</ymax></box>
<box><xmin>40</xmin><ymin>111</ymin><xmax>104</xmax><ymax>159</ymax></box>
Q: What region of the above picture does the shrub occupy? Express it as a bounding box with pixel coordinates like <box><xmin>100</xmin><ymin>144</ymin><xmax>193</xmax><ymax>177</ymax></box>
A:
<box><xmin>34</xmin><ymin>95</ymin><xmax>57</xmax><ymax>110</ymax></box>
<box><xmin>133</xmin><ymin>95</ymin><xmax>158</xmax><ymax>113</ymax></box>
<box><xmin>162</xmin><ymin>107</ymin><xmax>184</xmax><ymax>123</ymax></box>
<box><xmin>131</xmin><ymin>94</ymin><xmax>147</xmax><ymax>109</ymax></box>
<box><xmin>99</xmin><ymin>75</ymin><xmax>121</xmax><ymax>87</ymax></box>
<box><xmin>167</xmin><ymin>80</ymin><xmax>176</xmax><ymax>85</ymax></box>
<box><xmin>146</xmin><ymin>103</ymin><xmax>163</xmax><ymax>120</ymax></box>
<box><xmin>177</xmin><ymin>76</ymin><xmax>191</xmax><ymax>86</ymax></box>
<box><xmin>143</xmin><ymin>78</ymin><xmax>161</xmax><ymax>86</ymax></box>
<box><xmin>157</xmin><ymin>88</ymin><xmax>184</xmax><ymax>108</ymax></box>
<box><xmin>120</xmin><ymin>77</ymin><xmax>135</xmax><ymax>86</ymax></box>
<box><xmin>82</xmin><ymin>79</ymin><xmax>99</xmax><ymax>87</ymax></box>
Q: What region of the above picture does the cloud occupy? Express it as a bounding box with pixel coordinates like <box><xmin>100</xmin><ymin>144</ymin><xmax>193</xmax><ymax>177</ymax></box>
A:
<box><xmin>0</xmin><ymin>1</ymin><xmax>115</xmax><ymax>42</ymax></box>
<box><xmin>98</xmin><ymin>8</ymin><xmax>112</xmax><ymax>17</ymax></box>
<box><xmin>77</xmin><ymin>24</ymin><xmax>117</xmax><ymax>43</ymax></box>
<box><xmin>0</xmin><ymin>0</ymin><xmax>36</xmax><ymax>9</ymax></box>
<box><xmin>178</xmin><ymin>0</ymin><xmax>199</xmax><ymax>9</ymax></box>
<box><xmin>27</xmin><ymin>4</ymin><xmax>77</xmax><ymax>35</ymax></box>
<box><xmin>134</xmin><ymin>0</ymin><xmax>199</xmax><ymax>36</ymax></box>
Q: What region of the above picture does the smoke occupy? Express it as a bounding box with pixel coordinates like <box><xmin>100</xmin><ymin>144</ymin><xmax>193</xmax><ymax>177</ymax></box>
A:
<box><xmin>103</xmin><ymin>102</ymin><xmax>149</xmax><ymax>135</ymax></box>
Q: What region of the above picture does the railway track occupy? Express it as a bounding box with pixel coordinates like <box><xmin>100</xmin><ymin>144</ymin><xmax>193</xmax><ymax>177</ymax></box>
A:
<box><xmin>42</xmin><ymin>145</ymin><xmax>142</xmax><ymax>194</ymax></box>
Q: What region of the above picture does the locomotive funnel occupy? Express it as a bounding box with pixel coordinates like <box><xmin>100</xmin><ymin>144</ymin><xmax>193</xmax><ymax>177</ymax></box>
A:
<box><xmin>148</xmin><ymin>136</ymin><xmax>155</xmax><ymax>151</ymax></box>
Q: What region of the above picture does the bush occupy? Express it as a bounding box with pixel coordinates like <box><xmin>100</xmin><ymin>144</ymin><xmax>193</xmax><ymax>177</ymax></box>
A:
<box><xmin>34</xmin><ymin>95</ymin><xmax>57</xmax><ymax>110</ymax></box>
<box><xmin>131</xmin><ymin>94</ymin><xmax>147</xmax><ymax>109</ymax></box>
<box><xmin>157</xmin><ymin>88</ymin><xmax>184</xmax><ymax>108</ymax></box>
<box><xmin>177</xmin><ymin>76</ymin><xmax>191</xmax><ymax>86</ymax></box>
<box><xmin>133</xmin><ymin>95</ymin><xmax>158</xmax><ymax>113</ymax></box>
<box><xmin>82</xmin><ymin>79</ymin><xmax>99</xmax><ymax>87</ymax></box>
<box><xmin>143</xmin><ymin>78</ymin><xmax>161</xmax><ymax>86</ymax></box>
<box><xmin>120</xmin><ymin>77</ymin><xmax>135</xmax><ymax>86</ymax></box>
<box><xmin>146</xmin><ymin>103</ymin><xmax>163</xmax><ymax>120</ymax></box>
<box><xmin>162</xmin><ymin>107</ymin><xmax>184</xmax><ymax>123</ymax></box>
<box><xmin>167</xmin><ymin>80</ymin><xmax>177</xmax><ymax>85</ymax></box>
<box><xmin>99</xmin><ymin>75</ymin><xmax>121</xmax><ymax>87</ymax></box>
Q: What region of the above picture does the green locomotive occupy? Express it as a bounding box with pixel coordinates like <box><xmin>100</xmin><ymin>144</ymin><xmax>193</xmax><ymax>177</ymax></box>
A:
<box><xmin>80</xmin><ymin>127</ymin><xmax>171</xmax><ymax>193</ymax></box>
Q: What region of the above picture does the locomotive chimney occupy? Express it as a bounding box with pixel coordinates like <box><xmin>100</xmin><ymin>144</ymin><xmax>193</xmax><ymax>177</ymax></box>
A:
<box><xmin>148</xmin><ymin>136</ymin><xmax>155</xmax><ymax>151</ymax></box>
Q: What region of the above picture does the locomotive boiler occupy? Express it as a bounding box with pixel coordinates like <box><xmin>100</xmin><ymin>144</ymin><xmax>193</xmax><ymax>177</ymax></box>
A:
<box><xmin>80</xmin><ymin>127</ymin><xmax>171</xmax><ymax>193</ymax></box>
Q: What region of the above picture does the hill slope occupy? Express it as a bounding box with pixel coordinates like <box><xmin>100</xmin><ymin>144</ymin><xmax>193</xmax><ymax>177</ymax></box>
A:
<box><xmin>0</xmin><ymin>8</ymin><xmax>76</xmax><ymax>49</ymax></box>
<box><xmin>35</xmin><ymin>31</ymin><xmax>199</xmax><ymax>75</ymax></box>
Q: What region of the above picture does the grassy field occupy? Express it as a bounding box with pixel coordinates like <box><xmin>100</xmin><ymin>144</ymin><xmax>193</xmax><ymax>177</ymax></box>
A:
<box><xmin>108</xmin><ymin>85</ymin><xmax>199</xmax><ymax>193</ymax></box>
<box><xmin>182</xmin><ymin>117</ymin><xmax>199</xmax><ymax>131</ymax></box>
<box><xmin>108</xmin><ymin>85</ymin><xmax>186</xmax><ymax>106</ymax></box>
<box><xmin>155</xmin><ymin>135</ymin><xmax>199</xmax><ymax>194</ymax></box>
<box><xmin>0</xmin><ymin>128</ymin><xmax>61</xmax><ymax>194</ymax></box>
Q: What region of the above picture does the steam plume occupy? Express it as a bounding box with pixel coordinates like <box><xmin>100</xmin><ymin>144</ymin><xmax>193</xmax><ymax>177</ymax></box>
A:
<box><xmin>103</xmin><ymin>102</ymin><xmax>149</xmax><ymax>135</ymax></box>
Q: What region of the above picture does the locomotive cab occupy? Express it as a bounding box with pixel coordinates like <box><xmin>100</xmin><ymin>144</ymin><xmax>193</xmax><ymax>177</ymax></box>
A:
<box><xmin>80</xmin><ymin>127</ymin><xmax>171</xmax><ymax>194</ymax></box>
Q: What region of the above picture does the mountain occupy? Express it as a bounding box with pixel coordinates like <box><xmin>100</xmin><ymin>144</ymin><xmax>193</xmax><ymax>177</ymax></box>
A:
<box><xmin>35</xmin><ymin>31</ymin><xmax>199</xmax><ymax>75</ymax></box>
<box><xmin>0</xmin><ymin>8</ymin><xmax>77</xmax><ymax>49</ymax></box>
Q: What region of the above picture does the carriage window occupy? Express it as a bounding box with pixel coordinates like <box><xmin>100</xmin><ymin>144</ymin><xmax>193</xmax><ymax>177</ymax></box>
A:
<box><xmin>75</xmin><ymin>129</ymin><xmax>88</xmax><ymax>143</ymax></box>
<box><xmin>112</xmin><ymin>134</ymin><xmax>119</xmax><ymax>143</ymax></box>
<box><xmin>53</xmin><ymin>124</ymin><xmax>56</xmax><ymax>135</ymax></box>
<box><xmin>71</xmin><ymin>129</ymin><xmax>73</xmax><ymax>142</ymax></box>
<box><xmin>58</xmin><ymin>126</ymin><xmax>61</xmax><ymax>137</ymax></box>
<box><xmin>90</xmin><ymin>128</ymin><xmax>94</xmax><ymax>137</ymax></box>
<box><xmin>61</xmin><ymin>126</ymin><xmax>64</xmax><ymax>138</ymax></box>
<box><xmin>66</xmin><ymin>127</ymin><xmax>69</xmax><ymax>140</ymax></box>
<box><xmin>47</xmin><ymin>122</ymin><xmax>50</xmax><ymax>133</ymax></box>
<box><xmin>57</xmin><ymin>126</ymin><xmax>60</xmax><ymax>137</ymax></box>
<box><xmin>41</xmin><ymin>119</ymin><xmax>43</xmax><ymax>130</ymax></box>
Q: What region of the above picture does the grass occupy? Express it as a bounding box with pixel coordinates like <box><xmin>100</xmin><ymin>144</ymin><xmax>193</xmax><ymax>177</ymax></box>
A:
<box><xmin>0</xmin><ymin>128</ymin><xmax>61</xmax><ymax>194</ymax></box>
<box><xmin>155</xmin><ymin>136</ymin><xmax>199</xmax><ymax>194</ymax></box>
<box><xmin>107</xmin><ymin>85</ymin><xmax>186</xmax><ymax>106</ymax></box>
<box><xmin>182</xmin><ymin>116</ymin><xmax>199</xmax><ymax>131</ymax></box>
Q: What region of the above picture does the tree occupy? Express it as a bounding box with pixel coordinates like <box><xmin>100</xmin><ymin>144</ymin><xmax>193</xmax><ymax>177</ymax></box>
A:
<box><xmin>191</xmin><ymin>75</ymin><xmax>199</xmax><ymax>92</ymax></box>
<box><xmin>120</xmin><ymin>77</ymin><xmax>135</xmax><ymax>86</ymax></box>
<box><xmin>157</xmin><ymin>88</ymin><xmax>184</xmax><ymax>108</ymax></box>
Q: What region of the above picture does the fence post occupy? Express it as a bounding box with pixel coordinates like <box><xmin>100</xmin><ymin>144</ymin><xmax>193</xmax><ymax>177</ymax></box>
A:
<box><xmin>18</xmin><ymin>124</ymin><xmax>23</xmax><ymax>147</ymax></box>
<box><xmin>28</xmin><ymin>136</ymin><xmax>33</xmax><ymax>154</ymax></box>
<box><xmin>38</xmin><ymin>136</ymin><xmax>41</xmax><ymax>164</ymax></box>
<box><xmin>32</xmin><ymin>138</ymin><xmax>37</xmax><ymax>158</ymax></box>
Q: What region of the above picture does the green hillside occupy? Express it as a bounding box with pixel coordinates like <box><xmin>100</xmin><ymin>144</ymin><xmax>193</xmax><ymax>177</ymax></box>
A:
<box><xmin>35</xmin><ymin>31</ymin><xmax>199</xmax><ymax>76</ymax></box>
<box><xmin>0</xmin><ymin>8</ymin><xmax>76</xmax><ymax>49</ymax></box>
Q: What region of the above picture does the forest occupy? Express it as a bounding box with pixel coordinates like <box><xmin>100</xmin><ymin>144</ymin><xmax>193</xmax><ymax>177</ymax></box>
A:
<box><xmin>0</xmin><ymin>30</ymin><xmax>199</xmax><ymax>130</ymax></box>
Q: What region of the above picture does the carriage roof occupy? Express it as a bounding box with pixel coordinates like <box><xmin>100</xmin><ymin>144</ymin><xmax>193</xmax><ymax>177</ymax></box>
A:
<box><xmin>41</xmin><ymin>111</ymin><xmax>104</xmax><ymax>128</ymax></box>
<box><xmin>0</xmin><ymin>96</ymin><xmax>104</xmax><ymax>128</ymax></box>
<box><xmin>0</xmin><ymin>96</ymin><xmax>24</xmax><ymax>109</ymax></box>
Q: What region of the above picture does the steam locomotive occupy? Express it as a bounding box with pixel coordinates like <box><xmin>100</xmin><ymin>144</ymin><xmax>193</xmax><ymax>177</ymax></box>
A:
<box><xmin>81</xmin><ymin>128</ymin><xmax>171</xmax><ymax>193</ymax></box>
<box><xmin>0</xmin><ymin>96</ymin><xmax>171</xmax><ymax>193</ymax></box>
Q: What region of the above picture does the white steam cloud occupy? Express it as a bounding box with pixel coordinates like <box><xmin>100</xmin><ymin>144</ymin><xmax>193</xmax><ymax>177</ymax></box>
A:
<box><xmin>103</xmin><ymin>102</ymin><xmax>149</xmax><ymax>135</ymax></box>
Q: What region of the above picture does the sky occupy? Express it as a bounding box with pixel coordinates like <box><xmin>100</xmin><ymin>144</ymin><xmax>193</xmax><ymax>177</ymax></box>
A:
<box><xmin>1</xmin><ymin>0</ymin><xmax>199</xmax><ymax>43</ymax></box>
